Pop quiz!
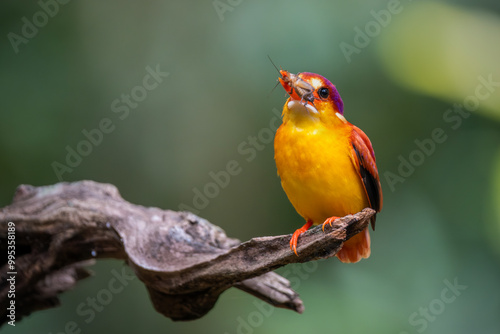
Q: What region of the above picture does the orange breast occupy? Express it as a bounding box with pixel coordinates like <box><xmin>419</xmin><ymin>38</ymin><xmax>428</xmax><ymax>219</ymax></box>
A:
<box><xmin>274</xmin><ymin>120</ymin><xmax>369</xmax><ymax>224</ymax></box>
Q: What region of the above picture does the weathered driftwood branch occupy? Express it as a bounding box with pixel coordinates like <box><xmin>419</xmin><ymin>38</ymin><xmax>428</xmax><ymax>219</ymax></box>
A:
<box><xmin>0</xmin><ymin>180</ymin><xmax>375</xmax><ymax>326</ymax></box>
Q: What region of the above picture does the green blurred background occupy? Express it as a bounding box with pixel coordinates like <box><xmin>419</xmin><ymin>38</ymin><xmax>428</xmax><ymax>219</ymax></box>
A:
<box><xmin>1</xmin><ymin>0</ymin><xmax>500</xmax><ymax>333</ymax></box>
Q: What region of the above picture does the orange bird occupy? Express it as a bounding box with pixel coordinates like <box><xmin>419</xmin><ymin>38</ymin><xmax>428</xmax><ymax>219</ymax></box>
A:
<box><xmin>274</xmin><ymin>70</ymin><xmax>383</xmax><ymax>263</ymax></box>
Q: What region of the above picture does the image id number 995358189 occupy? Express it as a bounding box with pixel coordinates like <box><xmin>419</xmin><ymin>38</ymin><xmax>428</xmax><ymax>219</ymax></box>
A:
<box><xmin>6</xmin><ymin>221</ymin><xmax>16</xmax><ymax>326</ymax></box>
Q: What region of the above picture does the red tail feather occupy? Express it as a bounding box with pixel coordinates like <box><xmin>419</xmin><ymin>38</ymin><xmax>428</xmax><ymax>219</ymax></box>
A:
<box><xmin>336</xmin><ymin>227</ymin><xmax>371</xmax><ymax>263</ymax></box>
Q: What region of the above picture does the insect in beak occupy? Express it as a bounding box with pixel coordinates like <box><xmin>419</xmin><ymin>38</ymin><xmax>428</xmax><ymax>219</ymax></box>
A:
<box><xmin>278</xmin><ymin>71</ymin><xmax>315</xmax><ymax>105</ymax></box>
<box><xmin>267</xmin><ymin>56</ymin><xmax>318</xmax><ymax>114</ymax></box>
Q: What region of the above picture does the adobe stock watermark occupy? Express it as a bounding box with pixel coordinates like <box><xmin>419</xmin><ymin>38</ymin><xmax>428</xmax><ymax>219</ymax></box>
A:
<box><xmin>6</xmin><ymin>222</ymin><xmax>16</xmax><ymax>327</ymax></box>
<box><xmin>7</xmin><ymin>0</ymin><xmax>72</xmax><ymax>54</ymax></box>
<box><xmin>340</xmin><ymin>0</ymin><xmax>407</xmax><ymax>64</ymax></box>
<box><xmin>399</xmin><ymin>277</ymin><xmax>467</xmax><ymax>334</ymax></box>
<box><xmin>51</xmin><ymin>64</ymin><xmax>169</xmax><ymax>181</ymax></box>
<box><xmin>384</xmin><ymin>74</ymin><xmax>499</xmax><ymax>192</ymax></box>
<box><xmin>224</xmin><ymin>262</ymin><xmax>318</xmax><ymax>334</ymax></box>
<box><xmin>47</xmin><ymin>267</ymin><xmax>135</xmax><ymax>334</ymax></box>
<box><xmin>178</xmin><ymin>107</ymin><xmax>282</xmax><ymax>214</ymax></box>
<box><xmin>213</xmin><ymin>0</ymin><xmax>244</xmax><ymax>22</ymax></box>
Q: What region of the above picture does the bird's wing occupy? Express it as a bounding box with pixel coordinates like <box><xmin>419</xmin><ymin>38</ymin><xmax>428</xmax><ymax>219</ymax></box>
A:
<box><xmin>349</xmin><ymin>125</ymin><xmax>383</xmax><ymax>228</ymax></box>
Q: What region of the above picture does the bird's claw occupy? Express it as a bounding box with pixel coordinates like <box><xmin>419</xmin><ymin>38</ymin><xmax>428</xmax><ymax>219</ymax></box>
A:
<box><xmin>321</xmin><ymin>216</ymin><xmax>340</xmax><ymax>232</ymax></box>
<box><xmin>289</xmin><ymin>220</ymin><xmax>313</xmax><ymax>256</ymax></box>
<box><xmin>289</xmin><ymin>232</ymin><xmax>300</xmax><ymax>256</ymax></box>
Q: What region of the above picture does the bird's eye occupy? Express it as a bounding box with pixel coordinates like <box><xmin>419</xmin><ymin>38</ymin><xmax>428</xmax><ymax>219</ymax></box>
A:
<box><xmin>318</xmin><ymin>87</ymin><xmax>329</xmax><ymax>99</ymax></box>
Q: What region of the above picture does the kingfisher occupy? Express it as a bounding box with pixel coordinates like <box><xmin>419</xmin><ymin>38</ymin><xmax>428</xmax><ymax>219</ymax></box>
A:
<box><xmin>274</xmin><ymin>70</ymin><xmax>383</xmax><ymax>263</ymax></box>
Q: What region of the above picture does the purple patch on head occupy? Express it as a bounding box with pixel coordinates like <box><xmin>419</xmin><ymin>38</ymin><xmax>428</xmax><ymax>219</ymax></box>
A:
<box><xmin>331</xmin><ymin>85</ymin><xmax>344</xmax><ymax>115</ymax></box>
<box><xmin>321</xmin><ymin>77</ymin><xmax>344</xmax><ymax>114</ymax></box>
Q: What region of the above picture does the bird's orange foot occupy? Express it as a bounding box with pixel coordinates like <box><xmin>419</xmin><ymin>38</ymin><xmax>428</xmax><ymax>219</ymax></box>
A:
<box><xmin>322</xmin><ymin>216</ymin><xmax>340</xmax><ymax>232</ymax></box>
<box><xmin>290</xmin><ymin>220</ymin><xmax>313</xmax><ymax>256</ymax></box>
